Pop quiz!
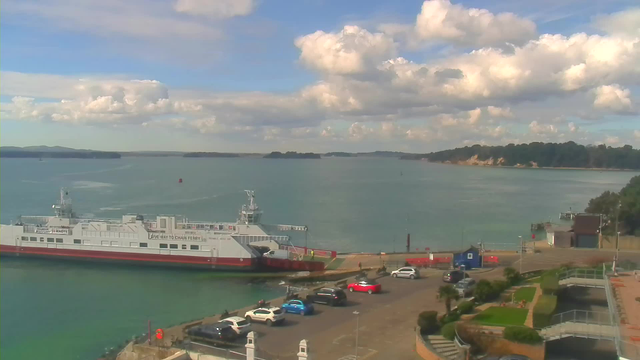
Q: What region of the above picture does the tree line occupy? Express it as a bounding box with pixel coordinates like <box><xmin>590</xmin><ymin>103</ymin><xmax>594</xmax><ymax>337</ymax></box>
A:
<box><xmin>401</xmin><ymin>142</ymin><xmax>640</xmax><ymax>169</ymax></box>
<box><xmin>585</xmin><ymin>175</ymin><xmax>640</xmax><ymax>236</ymax></box>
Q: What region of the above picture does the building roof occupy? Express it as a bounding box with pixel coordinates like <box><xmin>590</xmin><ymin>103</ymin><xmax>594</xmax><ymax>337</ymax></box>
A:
<box><xmin>454</xmin><ymin>246</ymin><xmax>480</xmax><ymax>255</ymax></box>
<box><xmin>573</xmin><ymin>214</ymin><xmax>601</xmax><ymax>234</ymax></box>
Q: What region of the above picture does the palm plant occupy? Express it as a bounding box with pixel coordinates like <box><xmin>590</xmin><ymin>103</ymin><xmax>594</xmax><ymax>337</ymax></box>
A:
<box><xmin>438</xmin><ymin>285</ymin><xmax>460</xmax><ymax>314</ymax></box>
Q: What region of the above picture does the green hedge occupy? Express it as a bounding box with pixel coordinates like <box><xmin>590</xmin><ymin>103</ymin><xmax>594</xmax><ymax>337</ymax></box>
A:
<box><xmin>474</xmin><ymin>279</ymin><xmax>494</xmax><ymax>302</ymax></box>
<box><xmin>457</xmin><ymin>301</ymin><xmax>474</xmax><ymax>314</ymax></box>
<box><xmin>440</xmin><ymin>311</ymin><xmax>461</xmax><ymax>325</ymax></box>
<box><xmin>418</xmin><ymin>311</ymin><xmax>439</xmax><ymax>334</ymax></box>
<box><xmin>441</xmin><ymin>322</ymin><xmax>457</xmax><ymax>341</ymax></box>
<box><xmin>532</xmin><ymin>295</ymin><xmax>557</xmax><ymax>328</ymax></box>
<box><xmin>541</xmin><ymin>274</ymin><xmax>559</xmax><ymax>295</ymax></box>
<box><xmin>503</xmin><ymin>326</ymin><xmax>543</xmax><ymax>344</ymax></box>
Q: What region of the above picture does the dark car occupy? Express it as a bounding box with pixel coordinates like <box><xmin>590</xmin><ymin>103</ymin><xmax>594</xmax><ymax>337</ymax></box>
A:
<box><xmin>186</xmin><ymin>322</ymin><xmax>237</xmax><ymax>343</ymax></box>
<box><xmin>442</xmin><ymin>270</ymin><xmax>469</xmax><ymax>283</ymax></box>
<box><xmin>355</xmin><ymin>272</ymin><xmax>368</xmax><ymax>281</ymax></box>
<box><xmin>306</xmin><ymin>287</ymin><xmax>347</xmax><ymax>306</ymax></box>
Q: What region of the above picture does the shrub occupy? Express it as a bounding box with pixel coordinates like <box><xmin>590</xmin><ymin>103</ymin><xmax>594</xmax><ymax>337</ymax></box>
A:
<box><xmin>474</xmin><ymin>279</ymin><xmax>494</xmax><ymax>302</ymax></box>
<box><xmin>441</xmin><ymin>322</ymin><xmax>457</xmax><ymax>341</ymax></box>
<box><xmin>541</xmin><ymin>275</ymin><xmax>559</xmax><ymax>295</ymax></box>
<box><xmin>457</xmin><ymin>301</ymin><xmax>474</xmax><ymax>314</ymax></box>
<box><xmin>491</xmin><ymin>280</ymin><xmax>509</xmax><ymax>295</ymax></box>
<box><xmin>503</xmin><ymin>326</ymin><xmax>543</xmax><ymax>344</ymax></box>
<box><xmin>532</xmin><ymin>295</ymin><xmax>557</xmax><ymax>328</ymax></box>
<box><xmin>417</xmin><ymin>311</ymin><xmax>439</xmax><ymax>334</ymax></box>
<box><xmin>503</xmin><ymin>267</ymin><xmax>521</xmax><ymax>285</ymax></box>
<box><xmin>440</xmin><ymin>311</ymin><xmax>461</xmax><ymax>325</ymax></box>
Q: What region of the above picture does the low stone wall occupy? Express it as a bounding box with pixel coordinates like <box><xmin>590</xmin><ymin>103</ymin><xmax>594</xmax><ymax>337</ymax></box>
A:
<box><xmin>601</xmin><ymin>235</ymin><xmax>640</xmax><ymax>250</ymax></box>
<box><xmin>414</xmin><ymin>327</ymin><xmax>442</xmax><ymax>360</ymax></box>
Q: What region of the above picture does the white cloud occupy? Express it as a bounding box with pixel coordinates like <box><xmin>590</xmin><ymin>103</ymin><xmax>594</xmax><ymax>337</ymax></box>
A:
<box><xmin>593</xmin><ymin>84</ymin><xmax>634</xmax><ymax>113</ymax></box>
<box><xmin>487</xmin><ymin>106</ymin><xmax>513</xmax><ymax>118</ymax></box>
<box><xmin>568</xmin><ymin>122</ymin><xmax>579</xmax><ymax>133</ymax></box>
<box><xmin>382</xmin><ymin>0</ymin><xmax>536</xmax><ymax>48</ymax></box>
<box><xmin>348</xmin><ymin>122</ymin><xmax>375</xmax><ymax>141</ymax></box>
<box><xmin>529</xmin><ymin>121</ymin><xmax>557</xmax><ymax>134</ymax></box>
<box><xmin>174</xmin><ymin>0</ymin><xmax>255</xmax><ymax>19</ymax></box>
<box><xmin>3</xmin><ymin>0</ymin><xmax>222</xmax><ymax>40</ymax></box>
<box><xmin>294</xmin><ymin>26</ymin><xmax>396</xmax><ymax>74</ymax></box>
<box><xmin>605</xmin><ymin>135</ymin><xmax>620</xmax><ymax>145</ymax></box>
<box><xmin>594</xmin><ymin>8</ymin><xmax>640</xmax><ymax>38</ymax></box>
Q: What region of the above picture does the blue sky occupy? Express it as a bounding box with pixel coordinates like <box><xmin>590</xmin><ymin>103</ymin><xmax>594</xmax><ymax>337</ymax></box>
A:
<box><xmin>1</xmin><ymin>0</ymin><xmax>639</xmax><ymax>152</ymax></box>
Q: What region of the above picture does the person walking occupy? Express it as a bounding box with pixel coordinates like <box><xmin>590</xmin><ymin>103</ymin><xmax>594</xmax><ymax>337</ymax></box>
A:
<box><xmin>311</xmin><ymin>250</ymin><xmax>315</xmax><ymax>260</ymax></box>
<box><xmin>358</xmin><ymin>261</ymin><xmax>362</xmax><ymax>271</ymax></box>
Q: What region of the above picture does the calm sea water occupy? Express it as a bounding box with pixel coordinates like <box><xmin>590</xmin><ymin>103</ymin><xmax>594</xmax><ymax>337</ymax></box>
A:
<box><xmin>1</xmin><ymin>157</ymin><xmax>637</xmax><ymax>359</ymax></box>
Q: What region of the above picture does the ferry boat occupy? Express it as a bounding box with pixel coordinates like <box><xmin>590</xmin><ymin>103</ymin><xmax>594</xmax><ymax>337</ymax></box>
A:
<box><xmin>0</xmin><ymin>189</ymin><xmax>316</xmax><ymax>271</ymax></box>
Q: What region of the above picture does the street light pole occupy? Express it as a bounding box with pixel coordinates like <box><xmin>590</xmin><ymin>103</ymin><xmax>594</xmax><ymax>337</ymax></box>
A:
<box><xmin>353</xmin><ymin>311</ymin><xmax>360</xmax><ymax>359</ymax></box>
<box><xmin>519</xmin><ymin>236</ymin><xmax>523</xmax><ymax>274</ymax></box>
<box><xmin>615</xmin><ymin>202</ymin><xmax>621</xmax><ymax>262</ymax></box>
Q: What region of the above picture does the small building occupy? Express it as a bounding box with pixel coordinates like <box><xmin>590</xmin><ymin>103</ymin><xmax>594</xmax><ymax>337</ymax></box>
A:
<box><xmin>573</xmin><ymin>214</ymin><xmax>601</xmax><ymax>248</ymax></box>
<box><xmin>453</xmin><ymin>246</ymin><xmax>482</xmax><ymax>269</ymax></box>
<box><xmin>545</xmin><ymin>224</ymin><xmax>572</xmax><ymax>247</ymax></box>
<box><xmin>554</xmin><ymin>231</ymin><xmax>573</xmax><ymax>248</ymax></box>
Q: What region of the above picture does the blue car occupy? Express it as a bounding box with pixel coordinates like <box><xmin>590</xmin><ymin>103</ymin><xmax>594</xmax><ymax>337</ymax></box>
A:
<box><xmin>281</xmin><ymin>299</ymin><xmax>314</xmax><ymax>316</ymax></box>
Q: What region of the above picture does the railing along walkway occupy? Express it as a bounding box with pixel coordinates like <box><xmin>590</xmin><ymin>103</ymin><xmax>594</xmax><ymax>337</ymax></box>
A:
<box><xmin>541</xmin><ymin>310</ymin><xmax>615</xmax><ymax>341</ymax></box>
<box><xmin>558</xmin><ymin>269</ymin><xmax>605</xmax><ymax>288</ymax></box>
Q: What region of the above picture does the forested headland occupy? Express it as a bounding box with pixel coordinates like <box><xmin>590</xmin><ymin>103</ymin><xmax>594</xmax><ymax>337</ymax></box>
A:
<box><xmin>401</xmin><ymin>142</ymin><xmax>640</xmax><ymax>170</ymax></box>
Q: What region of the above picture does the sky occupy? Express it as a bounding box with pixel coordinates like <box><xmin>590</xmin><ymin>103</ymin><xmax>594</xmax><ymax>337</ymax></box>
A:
<box><xmin>1</xmin><ymin>0</ymin><xmax>639</xmax><ymax>152</ymax></box>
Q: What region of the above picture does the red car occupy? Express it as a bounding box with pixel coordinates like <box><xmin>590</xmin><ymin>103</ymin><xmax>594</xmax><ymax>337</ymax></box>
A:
<box><xmin>347</xmin><ymin>280</ymin><xmax>381</xmax><ymax>294</ymax></box>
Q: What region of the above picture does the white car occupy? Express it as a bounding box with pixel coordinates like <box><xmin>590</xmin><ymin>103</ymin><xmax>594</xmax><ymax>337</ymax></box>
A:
<box><xmin>221</xmin><ymin>316</ymin><xmax>252</xmax><ymax>335</ymax></box>
<box><xmin>244</xmin><ymin>307</ymin><xmax>285</xmax><ymax>326</ymax></box>
<box><xmin>391</xmin><ymin>266</ymin><xmax>420</xmax><ymax>279</ymax></box>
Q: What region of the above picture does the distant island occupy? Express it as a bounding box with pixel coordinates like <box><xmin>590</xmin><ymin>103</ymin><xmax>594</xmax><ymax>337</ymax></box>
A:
<box><xmin>183</xmin><ymin>152</ymin><xmax>240</xmax><ymax>158</ymax></box>
<box><xmin>325</xmin><ymin>152</ymin><xmax>355</xmax><ymax>157</ymax></box>
<box><xmin>401</xmin><ymin>142</ymin><xmax>640</xmax><ymax>170</ymax></box>
<box><xmin>1</xmin><ymin>146</ymin><xmax>120</xmax><ymax>159</ymax></box>
<box><xmin>264</xmin><ymin>151</ymin><xmax>321</xmax><ymax>159</ymax></box>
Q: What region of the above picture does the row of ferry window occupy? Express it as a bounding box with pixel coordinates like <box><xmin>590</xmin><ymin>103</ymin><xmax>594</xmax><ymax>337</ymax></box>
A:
<box><xmin>20</xmin><ymin>236</ymin><xmax>200</xmax><ymax>250</ymax></box>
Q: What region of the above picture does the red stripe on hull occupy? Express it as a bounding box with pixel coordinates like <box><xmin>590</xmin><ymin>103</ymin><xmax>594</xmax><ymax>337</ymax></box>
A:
<box><xmin>0</xmin><ymin>245</ymin><xmax>256</xmax><ymax>270</ymax></box>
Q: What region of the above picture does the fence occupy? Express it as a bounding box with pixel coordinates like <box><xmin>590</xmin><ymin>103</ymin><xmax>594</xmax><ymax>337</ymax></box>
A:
<box><xmin>557</xmin><ymin>268</ymin><xmax>604</xmax><ymax>280</ymax></box>
<box><xmin>549</xmin><ymin>310</ymin><xmax>611</xmax><ymax>327</ymax></box>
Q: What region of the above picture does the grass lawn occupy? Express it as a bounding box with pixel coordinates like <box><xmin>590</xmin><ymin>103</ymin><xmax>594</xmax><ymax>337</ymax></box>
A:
<box><xmin>525</xmin><ymin>277</ymin><xmax>542</xmax><ymax>284</ymax></box>
<box><xmin>514</xmin><ymin>287</ymin><xmax>536</xmax><ymax>303</ymax></box>
<box><xmin>473</xmin><ymin>307</ymin><xmax>528</xmax><ymax>326</ymax></box>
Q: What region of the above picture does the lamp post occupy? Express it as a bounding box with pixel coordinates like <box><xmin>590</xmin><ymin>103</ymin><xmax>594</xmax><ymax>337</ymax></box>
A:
<box><xmin>353</xmin><ymin>311</ymin><xmax>360</xmax><ymax>359</ymax></box>
<box><xmin>519</xmin><ymin>236</ymin><xmax>523</xmax><ymax>274</ymax></box>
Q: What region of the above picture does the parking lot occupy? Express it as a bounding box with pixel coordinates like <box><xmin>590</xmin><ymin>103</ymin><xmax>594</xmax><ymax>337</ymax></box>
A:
<box><xmin>189</xmin><ymin>267</ymin><xmax>503</xmax><ymax>360</ymax></box>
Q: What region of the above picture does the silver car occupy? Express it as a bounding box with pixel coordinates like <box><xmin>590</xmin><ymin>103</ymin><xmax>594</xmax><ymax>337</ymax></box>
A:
<box><xmin>455</xmin><ymin>278</ymin><xmax>476</xmax><ymax>297</ymax></box>
<box><xmin>391</xmin><ymin>266</ymin><xmax>420</xmax><ymax>279</ymax></box>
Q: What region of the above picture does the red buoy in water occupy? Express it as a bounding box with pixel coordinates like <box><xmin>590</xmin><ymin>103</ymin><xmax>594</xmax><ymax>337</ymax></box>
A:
<box><xmin>178</xmin><ymin>178</ymin><xmax>183</xmax><ymax>183</ymax></box>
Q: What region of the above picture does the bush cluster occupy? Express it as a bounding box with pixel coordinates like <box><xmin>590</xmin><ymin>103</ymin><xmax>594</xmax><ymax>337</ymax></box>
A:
<box><xmin>457</xmin><ymin>301</ymin><xmax>474</xmax><ymax>315</ymax></box>
<box><xmin>441</xmin><ymin>322</ymin><xmax>457</xmax><ymax>341</ymax></box>
<box><xmin>503</xmin><ymin>326</ymin><xmax>543</xmax><ymax>344</ymax></box>
<box><xmin>417</xmin><ymin>311</ymin><xmax>439</xmax><ymax>334</ymax></box>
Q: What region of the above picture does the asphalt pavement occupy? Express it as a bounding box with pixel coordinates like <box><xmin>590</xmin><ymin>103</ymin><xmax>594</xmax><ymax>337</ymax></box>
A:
<box><xmin>193</xmin><ymin>268</ymin><xmax>503</xmax><ymax>360</ymax></box>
